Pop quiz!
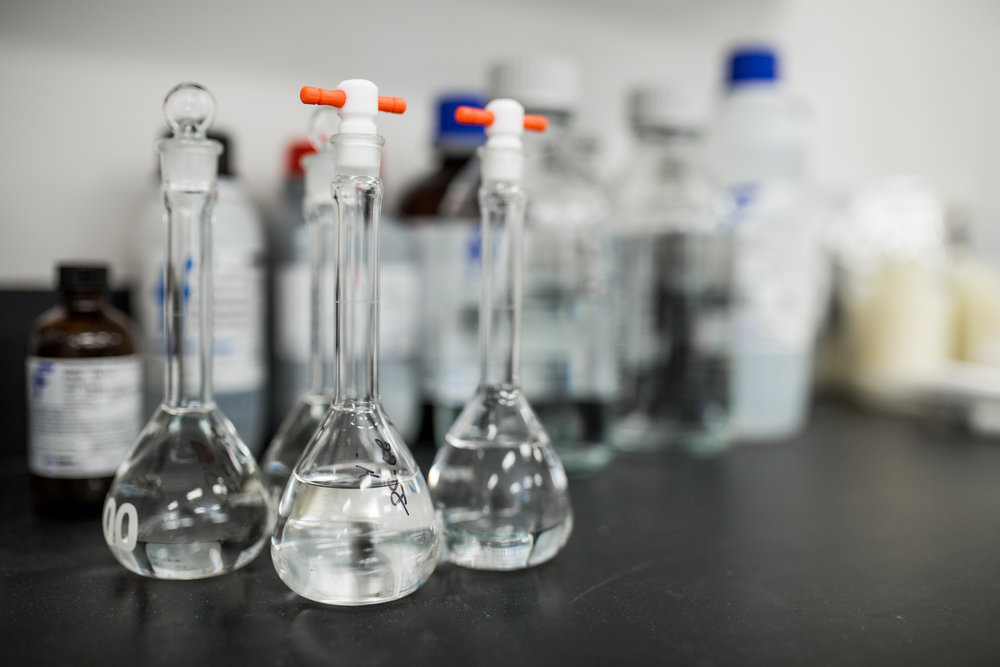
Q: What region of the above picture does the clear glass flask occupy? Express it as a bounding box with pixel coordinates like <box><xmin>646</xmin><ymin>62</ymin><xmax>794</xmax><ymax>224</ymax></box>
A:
<box><xmin>612</xmin><ymin>86</ymin><xmax>736</xmax><ymax>456</ymax></box>
<box><xmin>271</xmin><ymin>81</ymin><xmax>440</xmax><ymax>606</ymax></box>
<box><xmin>429</xmin><ymin>100</ymin><xmax>573</xmax><ymax>570</ymax></box>
<box><xmin>103</xmin><ymin>83</ymin><xmax>271</xmax><ymax>579</ymax></box>
<box><xmin>261</xmin><ymin>109</ymin><xmax>339</xmax><ymax>502</ymax></box>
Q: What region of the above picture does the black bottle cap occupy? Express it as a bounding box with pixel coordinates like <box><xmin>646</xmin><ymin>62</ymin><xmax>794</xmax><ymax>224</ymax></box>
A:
<box><xmin>210</xmin><ymin>131</ymin><xmax>233</xmax><ymax>177</ymax></box>
<box><xmin>57</xmin><ymin>264</ymin><xmax>108</xmax><ymax>298</ymax></box>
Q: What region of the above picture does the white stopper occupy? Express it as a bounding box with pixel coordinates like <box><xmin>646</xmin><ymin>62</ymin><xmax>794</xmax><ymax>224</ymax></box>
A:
<box><xmin>336</xmin><ymin>79</ymin><xmax>378</xmax><ymax>134</ymax></box>
<box><xmin>481</xmin><ymin>98</ymin><xmax>525</xmax><ymax>183</ymax></box>
<box><xmin>334</xmin><ymin>79</ymin><xmax>381</xmax><ymax>172</ymax></box>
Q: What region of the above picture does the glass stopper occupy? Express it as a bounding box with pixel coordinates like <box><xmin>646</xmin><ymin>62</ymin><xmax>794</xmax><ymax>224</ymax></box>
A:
<box><xmin>163</xmin><ymin>82</ymin><xmax>216</xmax><ymax>138</ymax></box>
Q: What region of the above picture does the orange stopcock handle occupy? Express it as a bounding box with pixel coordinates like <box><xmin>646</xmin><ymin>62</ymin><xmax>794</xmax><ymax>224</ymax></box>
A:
<box><xmin>454</xmin><ymin>106</ymin><xmax>548</xmax><ymax>132</ymax></box>
<box><xmin>301</xmin><ymin>86</ymin><xmax>407</xmax><ymax>114</ymax></box>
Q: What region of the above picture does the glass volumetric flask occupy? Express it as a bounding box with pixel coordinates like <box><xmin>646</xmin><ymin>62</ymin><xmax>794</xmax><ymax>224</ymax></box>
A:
<box><xmin>613</xmin><ymin>86</ymin><xmax>736</xmax><ymax>457</ymax></box>
<box><xmin>271</xmin><ymin>81</ymin><xmax>440</xmax><ymax>606</ymax></box>
<box><xmin>261</xmin><ymin>109</ymin><xmax>339</xmax><ymax>503</ymax></box>
<box><xmin>429</xmin><ymin>101</ymin><xmax>573</xmax><ymax>570</ymax></box>
<box><xmin>103</xmin><ymin>83</ymin><xmax>271</xmax><ymax>579</ymax></box>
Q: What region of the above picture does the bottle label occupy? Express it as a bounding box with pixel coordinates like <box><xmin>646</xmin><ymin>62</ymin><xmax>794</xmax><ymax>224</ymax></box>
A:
<box><xmin>27</xmin><ymin>356</ymin><xmax>142</xmax><ymax>478</ymax></box>
<box><xmin>416</xmin><ymin>220</ymin><xmax>482</xmax><ymax>401</ymax></box>
<box><xmin>730</xmin><ymin>182</ymin><xmax>821</xmax><ymax>352</ymax></box>
<box><xmin>380</xmin><ymin>261</ymin><xmax>421</xmax><ymax>357</ymax></box>
<box><xmin>213</xmin><ymin>248</ymin><xmax>267</xmax><ymax>391</ymax></box>
<box><xmin>138</xmin><ymin>248</ymin><xmax>266</xmax><ymax>393</ymax></box>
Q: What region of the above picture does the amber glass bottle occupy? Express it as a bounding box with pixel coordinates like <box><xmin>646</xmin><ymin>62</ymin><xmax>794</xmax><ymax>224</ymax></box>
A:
<box><xmin>27</xmin><ymin>265</ymin><xmax>141</xmax><ymax>517</ymax></box>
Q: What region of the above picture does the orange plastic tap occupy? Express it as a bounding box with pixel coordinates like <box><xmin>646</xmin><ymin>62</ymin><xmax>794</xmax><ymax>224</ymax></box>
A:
<box><xmin>454</xmin><ymin>106</ymin><xmax>548</xmax><ymax>132</ymax></box>
<box><xmin>300</xmin><ymin>86</ymin><xmax>407</xmax><ymax>114</ymax></box>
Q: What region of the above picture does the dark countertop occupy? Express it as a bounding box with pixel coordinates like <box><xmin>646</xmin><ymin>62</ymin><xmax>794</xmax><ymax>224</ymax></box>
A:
<box><xmin>2</xmin><ymin>402</ymin><xmax>999</xmax><ymax>666</ymax></box>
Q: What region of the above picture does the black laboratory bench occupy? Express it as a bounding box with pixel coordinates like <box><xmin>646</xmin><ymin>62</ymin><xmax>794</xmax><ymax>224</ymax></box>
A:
<box><xmin>2</xmin><ymin>403</ymin><xmax>1000</xmax><ymax>666</ymax></box>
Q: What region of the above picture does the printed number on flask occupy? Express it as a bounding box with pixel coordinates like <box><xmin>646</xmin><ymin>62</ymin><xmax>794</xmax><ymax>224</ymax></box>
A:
<box><xmin>102</xmin><ymin>497</ymin><xmax>139</xmax><ymax>552</ymax></box>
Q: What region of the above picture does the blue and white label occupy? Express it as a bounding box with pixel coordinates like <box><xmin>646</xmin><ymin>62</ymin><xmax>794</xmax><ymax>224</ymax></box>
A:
<box><xmin>27</xmin><ymin>356</ymin><xmax>142</xmax><ymax>478</ymax></box>
<box><xmin>138</xmin><ymin>247</ymin><xmax>266</xmax><ymax>393</ymax></box>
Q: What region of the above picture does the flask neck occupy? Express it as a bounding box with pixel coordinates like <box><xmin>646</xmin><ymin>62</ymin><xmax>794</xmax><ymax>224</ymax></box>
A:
<box><xmin>161</xmin><ymin>187</ymin><xmax>217</xmax><ymax>408</ymax></box>
<box><xmin>331</xmin><ymin>134</ymin><xmax>385</xmax><ymax>406</ymax></box>
<box><xmin>477</xmin><ymin>177</ymin><xmax>527</xmax><ymax>390</ymax></box>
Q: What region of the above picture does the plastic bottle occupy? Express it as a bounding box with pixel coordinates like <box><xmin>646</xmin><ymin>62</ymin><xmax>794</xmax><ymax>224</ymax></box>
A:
<box><xmin>270</xmin><ymin>139</ymin><xmax>317</xmax><ymax>428</ymax></box>
<box><xmin>826</xmin><ymin>177</ymin><xmax>952</xmax><ymax>406</ymax></box>
<box><xmin>132</xmin><ymin>131</ymin><xmax>269</xmax><ymax>455</ymax></box>
<box><xmin>704</xmin><ymin>46</ymin><xmax>822</xmax><ymax>441</ymax></box>
<box><xmin>399</xmin><ymin>93</ymin><xmax>486</xmax><ymax>446</ymax></box>
<box><xmin>613</xmin><ymin>86</ymin><xmax>735</xmax><ymax>456</ymax></box>
<box><xmin>441</xmin><ymin>56</ymin><xmax>616</xmax><ymax>476</ymax></box>
<box><xmin>27</xmin><ymin>265</ymin><xmax>142</xmax><ymax>517</ymax></box>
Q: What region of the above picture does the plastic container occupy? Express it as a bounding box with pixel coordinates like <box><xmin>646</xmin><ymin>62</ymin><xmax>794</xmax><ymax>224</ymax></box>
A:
<box><xmin>704</xmin><ymin>46</ymin><xmax>823</xmax><ymax>441</ymax></box>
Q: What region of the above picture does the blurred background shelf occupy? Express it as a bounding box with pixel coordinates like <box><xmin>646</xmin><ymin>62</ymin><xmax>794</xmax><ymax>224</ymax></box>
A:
<box><xmin>4</xmin><ymin>0</ymin><xmax>1000</xmax><ymax>285</ymax></box>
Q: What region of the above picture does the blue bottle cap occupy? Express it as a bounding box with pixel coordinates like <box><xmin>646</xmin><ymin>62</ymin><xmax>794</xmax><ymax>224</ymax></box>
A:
<box><xmin>436</xmin><ymin>93</ymin><xmax>487</xmax><ymax>149</ymax></box>
<box><xmin>727</xmin><ymin>46</ymin><xmax>779</xmax><ymax>86</ymax></box>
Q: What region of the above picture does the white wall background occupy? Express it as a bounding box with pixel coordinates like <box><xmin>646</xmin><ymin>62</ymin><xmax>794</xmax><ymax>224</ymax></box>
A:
<box><xmin>1</xmin><ymin>0</ymin><xmax>998</xmax><ymax>286</ymax></box>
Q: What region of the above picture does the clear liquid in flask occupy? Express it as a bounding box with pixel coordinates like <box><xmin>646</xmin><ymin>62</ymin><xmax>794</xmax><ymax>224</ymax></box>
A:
<box><xmin>430</xmin><ymin>388</ymin><xmax>573</xmax><ymax>570</ymax></box>
<box><xmin>104</xmin><ymin>406</ymin><xmax>272</xmax><ymax>579</ymax></box>
<box><xmin>271</xmin><ymin>410</ymin><xmax>439</xmax><ymax>605</ymax></box>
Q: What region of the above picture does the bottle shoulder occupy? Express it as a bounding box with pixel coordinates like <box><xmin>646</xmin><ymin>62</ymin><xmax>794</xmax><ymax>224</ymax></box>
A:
<box><xmin>214</xmin><ymin>177</ymin><xmax>266</xmax><ymax>243</ymax></box>
<box><xmin>29</xmin><ymin>306</ymin><xmax>138</xmax><ymax>358</ymax></box>
<box><xmin>398</xmin><ymin>169</ymin><xmax>456</xmax><ymax>217</ymax></box>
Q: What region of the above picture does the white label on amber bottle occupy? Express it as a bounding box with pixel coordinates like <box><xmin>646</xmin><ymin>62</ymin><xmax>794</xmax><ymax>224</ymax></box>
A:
<box><xmin>27</xmin><ymin>356</ymin><xmax>142</xmax><ymax>478</ymax></box>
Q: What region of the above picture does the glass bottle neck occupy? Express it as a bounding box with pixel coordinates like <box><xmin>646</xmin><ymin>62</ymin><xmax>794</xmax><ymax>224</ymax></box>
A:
<box><xmin>60</xmin><ymin>293</ymin><xmax>105</xmax><ymax>314</ymax></box>
<box><xmin>331</xmin><ymin>133</ymin><xmax>384</xmax><ymax>408</ymax></box>
<box><xmin>437</xmin><ymin>149</ymin><xmax>476</xmax><ymax>170</ymax></box>
<box><xmin>477</xmin><ymin>176</ymin><xmax>526</xmax><ymax>390</ymax></box>
<box><xmin>631</xmin><ymin>127</ymin><xmax>700</xmax><ymax>176</ymax></box>
<box><xmin>522</xmin><ymin>110</ymin><xmax>572</xmax><ymax>154</ymax></box>
<box><xmin>162</xmin><ymin>187</ymin><xmax>217</xmax><ymax>408</ymax></box>
<box><xmin>306</xmin><ymin>201</ymin><xmax>336</xmax><ymax>398</ymax></box>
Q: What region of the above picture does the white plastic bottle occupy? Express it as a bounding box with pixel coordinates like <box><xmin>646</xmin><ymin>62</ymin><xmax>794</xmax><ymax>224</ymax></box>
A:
<box><xmin>705</xmin><ymin>46</ymin><xmax>822</xmax><ymax>441</ymax></box>
<box><xmin>132</xmin><ymin>132</ymin><xmax>269</xmax><ymax>455</ymax></box>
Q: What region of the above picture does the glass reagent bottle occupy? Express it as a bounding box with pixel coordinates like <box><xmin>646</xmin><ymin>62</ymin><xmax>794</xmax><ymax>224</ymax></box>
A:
<box><xmin>483</xmin><ymin>57</ymin><xmax>616</xmax><ymax>476</ymax></box>
<box><xmin>612</xmin><ymin>86</ymin><xmax>736</xmax><ymax>456</ymax></box>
